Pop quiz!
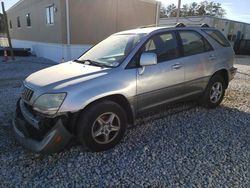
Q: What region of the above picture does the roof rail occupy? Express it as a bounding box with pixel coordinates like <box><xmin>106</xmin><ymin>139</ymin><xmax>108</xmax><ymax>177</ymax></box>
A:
<box><xmin>138</xmin><ymin>22</ymin><xmax>210</xmax><ymax>29</ymax></box>
<box><xmin>201</xmin><ymin>23</ymin><xmax>210</xmax><ymax>27</ymax></box>
<box><xmin>138</xmin><ymin>23</ymin><xmax>177</xmax><ymax>28</ymax></box>
<box><xmin>175</xmin><ymin>23</ymin><xmax>210</xmax><ymax>28</ymax></box>
<box><xmin>175</xmin><ymin>23</ymin><xmax>186</xmax><ymax>27</ymax></box>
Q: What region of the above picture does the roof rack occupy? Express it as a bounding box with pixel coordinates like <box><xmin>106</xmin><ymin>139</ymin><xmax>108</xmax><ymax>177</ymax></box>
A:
<box><xmin>175</xmin><ymin>23</ymin><xmax>186</xmax><ymax>27</ymax></box>
<box><xmin>201</xmin><ymin>23</ymin><xmax>210</xmax><ymax>27</ymax></box>
<box><xmin>138</xmin><ymin>22</ymin><xmax>210</xmax><ymax>29</ymax></box>
<box><xmin>138</xmin><ymin>23</ymin><xmax>176</xmax><ymax>28</ymax></box>
<box><xmin>175</xmin><ymin>23</ymin><xmax>210</xmax><ymax>28</ymax></box>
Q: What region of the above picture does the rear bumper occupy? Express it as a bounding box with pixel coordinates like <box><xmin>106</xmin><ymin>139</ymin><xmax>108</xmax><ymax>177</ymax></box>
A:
<box><xmin>12</xmin><ymin>99</ymin><xmax>73</xmax><ymax>154</ymax></box>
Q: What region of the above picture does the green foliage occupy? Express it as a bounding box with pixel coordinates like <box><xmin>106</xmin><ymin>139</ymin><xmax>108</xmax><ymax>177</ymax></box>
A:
<box><xmin>160</xmin><ymin>1</ymin><xmax>226</xmax><ymax>18</ymax></box>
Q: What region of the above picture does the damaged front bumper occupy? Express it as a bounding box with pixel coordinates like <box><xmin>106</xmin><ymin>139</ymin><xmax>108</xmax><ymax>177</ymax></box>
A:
<box><xmin>12</xmin><ymin>99</ymin><xmax>73</xmax><ymax>154</ymax></box>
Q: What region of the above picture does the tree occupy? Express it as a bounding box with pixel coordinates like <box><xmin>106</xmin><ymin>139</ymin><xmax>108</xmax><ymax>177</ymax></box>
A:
<box><xmin>188</xmin><ymin>2</ymin><xmax>199</xmax><ymax>16</ymax></box>
<box><xmin>160</xmin><ymin>6</ymin><xmax>167</xmax><ymax>18</ymax></box>
<box><xmin>197</xmin><ymin>2</ymin><xmax>207</xmax><ymax>16</ymax></box>
<box><xmin>160</xmin><ymin>1</ymin><xmax>226</xmax><ymax>18</ymax></box>
<box><xmin>180</xmin><ymin>4</ymin><xmax>189</xmax><ymax>17</ymax></box>
<box><xmin>160</xmin><ymin>4</ymin><xmax>177</xmax><ymax>18</ymax></box>
<box><xmin>167</xmin><ymin>4</ymin><xmax>177</xmax><ymax>17</ymax></box>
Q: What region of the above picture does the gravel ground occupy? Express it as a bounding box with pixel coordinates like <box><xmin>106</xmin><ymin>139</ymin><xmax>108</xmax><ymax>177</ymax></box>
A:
<box><xmin>0</xmin><ymin>56</ymin><xmax>249</xmax><ymax>187</ymax></box>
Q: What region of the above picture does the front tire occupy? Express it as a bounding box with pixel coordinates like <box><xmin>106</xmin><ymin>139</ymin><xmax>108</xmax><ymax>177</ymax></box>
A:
<box><xmin>77</xmin><ymin>101</ymin><xmax>127</xmax><ymax>152</ymax></box>
<box><xmin>199</xmin><ymin>75</ymin><xmax>226</xmax><ymax>108</ymax></box>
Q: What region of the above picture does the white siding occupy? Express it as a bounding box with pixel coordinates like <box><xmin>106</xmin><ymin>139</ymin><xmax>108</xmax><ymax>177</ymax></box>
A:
<box><xmin>11</xmin><ymin>39</ymin><xmax>92</xmax><ymax>63</ymax></box>
<box><xmin>160</xmin><ymin>16</ymin><xmax>250</xmax><ymax>40</ymax></box>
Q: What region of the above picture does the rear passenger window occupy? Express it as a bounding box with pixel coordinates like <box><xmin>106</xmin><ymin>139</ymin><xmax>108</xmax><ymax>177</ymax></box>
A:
<box><xmin>179</xmin><ymin>31</ymin><xmax>213</xmax><ymax>56</ymax></box>
<box><xmin>144</xmin><ymin>32</ymin><xmax>180</xmax><ymax>62</ymax></box>
<box><xmin>203</xmin><ymin>29</ymin><xmax>231</xmax><ymax>47</ymax></box>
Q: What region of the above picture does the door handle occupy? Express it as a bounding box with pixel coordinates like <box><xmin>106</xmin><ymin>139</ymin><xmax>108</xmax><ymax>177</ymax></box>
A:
<box><xmin>209</xmin><ymin>54</ymin><xmax>216</xmax><ymax>61</ymax></box>
<box><xmin>172</xmin><ymin>63</ymin><xmax>182</xmax><ymax>70</ymax></box>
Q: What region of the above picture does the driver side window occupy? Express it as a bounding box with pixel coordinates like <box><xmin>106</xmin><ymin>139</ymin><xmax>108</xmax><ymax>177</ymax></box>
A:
<box><xmin>127</xmin><ymin>32</ymin><xmax>180</xmax><ymax>68</ymax></box>
<box><xmin>143</xmin><ymin>32</ymin><xmax>180</xmax><ymax>63</ymax></box>
<box><xmin>145</xmin><ymin>40</ymin><xmax>156</xmax><ymax>51</ymax></box>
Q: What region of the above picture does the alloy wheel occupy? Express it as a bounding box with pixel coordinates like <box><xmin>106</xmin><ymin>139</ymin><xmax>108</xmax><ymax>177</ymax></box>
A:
<box><xmin>91</xmin><ymin>112</ymin><xmax>121</xmax><ymax>144</ymax></box>
<box><xmin>210</xmin><ymin>82</ymin><xmax>223</xmax><ymax>103</ymax></box>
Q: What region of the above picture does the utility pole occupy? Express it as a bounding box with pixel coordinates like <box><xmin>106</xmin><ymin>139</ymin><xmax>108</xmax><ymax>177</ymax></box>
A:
<box><xmin>155</xmin><ymin>1</ymin><xmax>160</xmax><ymax>26</ymax></box>
<box><xmin>1</xmin><ymin>1</ymin><xmax>14</xmax><ymax>60</ymax></box>
<box><xmin>176</xmin><ymin>0</ymin><xmax>181</xmax><ymax>23</ymax></box>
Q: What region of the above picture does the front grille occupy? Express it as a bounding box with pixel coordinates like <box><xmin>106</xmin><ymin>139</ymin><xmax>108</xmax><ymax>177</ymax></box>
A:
<box><xmin>22</xmin><ymin>86</ymin><xmax>34</xmax><ymax>102</ymax></box>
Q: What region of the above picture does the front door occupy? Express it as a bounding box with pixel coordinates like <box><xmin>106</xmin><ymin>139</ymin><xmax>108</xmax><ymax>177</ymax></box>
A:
<box><xmin>136</xmin><ymin>32</ymin><xmax>184</xmax><ymax>112</ymax></box>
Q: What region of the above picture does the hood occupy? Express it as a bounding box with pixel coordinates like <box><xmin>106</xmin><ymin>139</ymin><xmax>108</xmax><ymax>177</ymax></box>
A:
<box><xmin>25</xmin><ymin>61</ymin><xmax>110</xmax><ymax>92</ymax></box>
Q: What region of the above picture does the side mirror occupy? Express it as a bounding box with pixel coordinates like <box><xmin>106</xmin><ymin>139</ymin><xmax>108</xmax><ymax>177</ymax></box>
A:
<box><xmin>140</xmin><ymin>53</ymin><xmax>157</xmax><ymax>67</ymax></box>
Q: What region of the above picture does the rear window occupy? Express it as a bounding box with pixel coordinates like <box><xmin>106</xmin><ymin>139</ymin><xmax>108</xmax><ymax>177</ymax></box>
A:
<box><xmin>179</xmin><ymin>31</ymin><xmax>213</xmax><ymax>57</ymax></box>
<box><xmin>203</xmin><ymin>29</ymin><xmax>231</xmax><ymax>47</ymax></box>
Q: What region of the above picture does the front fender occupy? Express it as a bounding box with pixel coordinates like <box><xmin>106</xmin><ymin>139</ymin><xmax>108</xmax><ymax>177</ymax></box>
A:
<box><xmin>58</xmin><ymin>68</ymin><xmax>137</xmax><ymax>113</ymax></box>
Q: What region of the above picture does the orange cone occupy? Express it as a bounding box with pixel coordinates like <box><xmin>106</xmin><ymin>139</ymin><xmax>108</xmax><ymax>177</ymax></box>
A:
<box><xmin>3</xmin><ymin>50</ymin><xmax>8</xmax><ymax>62</ymax></box>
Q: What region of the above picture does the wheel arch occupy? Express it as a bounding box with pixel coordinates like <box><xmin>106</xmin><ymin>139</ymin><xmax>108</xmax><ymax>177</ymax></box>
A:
<box><xmin>212</xmin><ymin>69</ymin><xmax>229</xmax><ymax>88</ymax></box>
<box><xmin>72</xmin><ymin>94</ymin><xmax>135</xmax><ymax>132</ymax></box>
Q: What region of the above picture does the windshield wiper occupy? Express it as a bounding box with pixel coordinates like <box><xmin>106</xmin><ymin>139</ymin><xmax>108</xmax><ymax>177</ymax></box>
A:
<box><xmin>73</xmin><ymin>59</ymin><xmax>85</xmax><ymax>63</ymax></box>
<box><xmin>74</xmin><ymin>59</ymin><xmax>106</xmax><ymax>68</ymax></box>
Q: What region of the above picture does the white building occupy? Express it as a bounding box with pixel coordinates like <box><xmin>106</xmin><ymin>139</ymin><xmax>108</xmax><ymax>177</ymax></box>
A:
<box><xmin>160</xmin><ymin>16</ymin><xmax>250</xmax><ymax>44</ymax></box>
<box><xmin>7</xmin><ymin>0</ymin><xmax>159</xmax><ymax>63</ymax></box>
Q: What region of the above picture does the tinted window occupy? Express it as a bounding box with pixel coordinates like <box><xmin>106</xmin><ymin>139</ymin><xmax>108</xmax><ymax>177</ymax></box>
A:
<box><xmin>179</xmin><ymin>31</ymin><xmax>212</xmax><ymax>56</ymax></box>
<box><xmin>204</xmin><ymin>29</ymin><xmax>231</xmax><ymax>47</ymax></box>
<box><xmin>144</xmin><ymin>32</ymin><xmax>180</xmax><ymax>62</ymax></box>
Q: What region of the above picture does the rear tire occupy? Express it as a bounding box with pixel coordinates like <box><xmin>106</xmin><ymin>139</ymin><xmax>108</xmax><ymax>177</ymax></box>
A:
<box><xmin>199</xmin><ymin>75</ymin><xmax>226</xmax><ymax>108</ymax></box>
<box><xmin>76</xmin><ymin>101</ymin><xmax>127</xmax><ymax>152</ymax></box>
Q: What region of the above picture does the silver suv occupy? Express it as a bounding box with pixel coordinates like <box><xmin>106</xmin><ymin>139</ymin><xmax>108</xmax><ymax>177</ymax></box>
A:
<box><xmin>13</xmin><ymin>23</ymin><xmax>237</xmax><ymax>153</ymax></box>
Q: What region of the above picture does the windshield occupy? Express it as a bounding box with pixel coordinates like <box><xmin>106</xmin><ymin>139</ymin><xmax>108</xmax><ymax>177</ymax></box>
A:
<box><xmin>78</xmin><ymin>34</ymin><xmax>144</xmax><ymax>67</ymax></box>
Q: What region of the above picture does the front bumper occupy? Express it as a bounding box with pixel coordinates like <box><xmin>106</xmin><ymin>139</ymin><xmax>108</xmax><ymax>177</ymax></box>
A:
<box><xmin>12</xmin><ymin>99</ymin><xmax>73</xmax><ymax>154</ymax></box>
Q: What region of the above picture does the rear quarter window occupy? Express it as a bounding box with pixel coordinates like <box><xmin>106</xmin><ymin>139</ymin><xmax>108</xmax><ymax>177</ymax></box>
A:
<box><xmin>203</xmin><ymin>29</ymin><xmax>231</xmax><ymax>47</ymax></box>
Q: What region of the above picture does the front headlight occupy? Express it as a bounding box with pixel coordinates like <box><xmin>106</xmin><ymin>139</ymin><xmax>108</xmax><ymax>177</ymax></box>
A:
<box><xmin>33</xmin><ymin>93</ymin><xmax>66</xmax><ymax>115</ymax></box>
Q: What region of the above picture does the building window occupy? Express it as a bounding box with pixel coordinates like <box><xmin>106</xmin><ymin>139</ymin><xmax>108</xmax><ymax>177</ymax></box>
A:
<box><xmin>26</xmin><ymin>13</ymin><xmax>31</xmax><ymax>27</ymax></box>
<box><xmin>9</xmin><ymin>20</ymin><xmax>12</xmax><ymax>29</ymax></box>
<box><xmin>17</xmin><ymin>16</ymin><xmax>21</xmax><ymax>28</ymax></box>
<box><xmin>46</xmin><ymin>6</ymin><xmax>54</xmax><ymax>25</ymax></box>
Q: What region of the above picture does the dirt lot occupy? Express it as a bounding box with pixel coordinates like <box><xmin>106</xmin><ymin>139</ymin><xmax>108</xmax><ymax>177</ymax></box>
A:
<box><xmin>0</xmin><ymin>56</ymin><xmax>249</xmax><ymax>187</ymax></box>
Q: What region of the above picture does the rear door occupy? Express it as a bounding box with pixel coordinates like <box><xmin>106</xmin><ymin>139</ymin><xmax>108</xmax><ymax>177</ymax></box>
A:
<box><xmin>136</xmin><ymin>32</ymin><xmax>185</xmax><ymax>112</ymax></box>
<box><xmin>177</xmin><ymin>30</ymin><xmax>215</xmax><ymax>94</ymax></box>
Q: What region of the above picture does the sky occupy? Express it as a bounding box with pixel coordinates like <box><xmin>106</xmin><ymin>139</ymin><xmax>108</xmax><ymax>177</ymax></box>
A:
<box><xmin>1</xmin><ymin>0</ymin><xmax>250</xmax><ymax>23</ymax></box>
